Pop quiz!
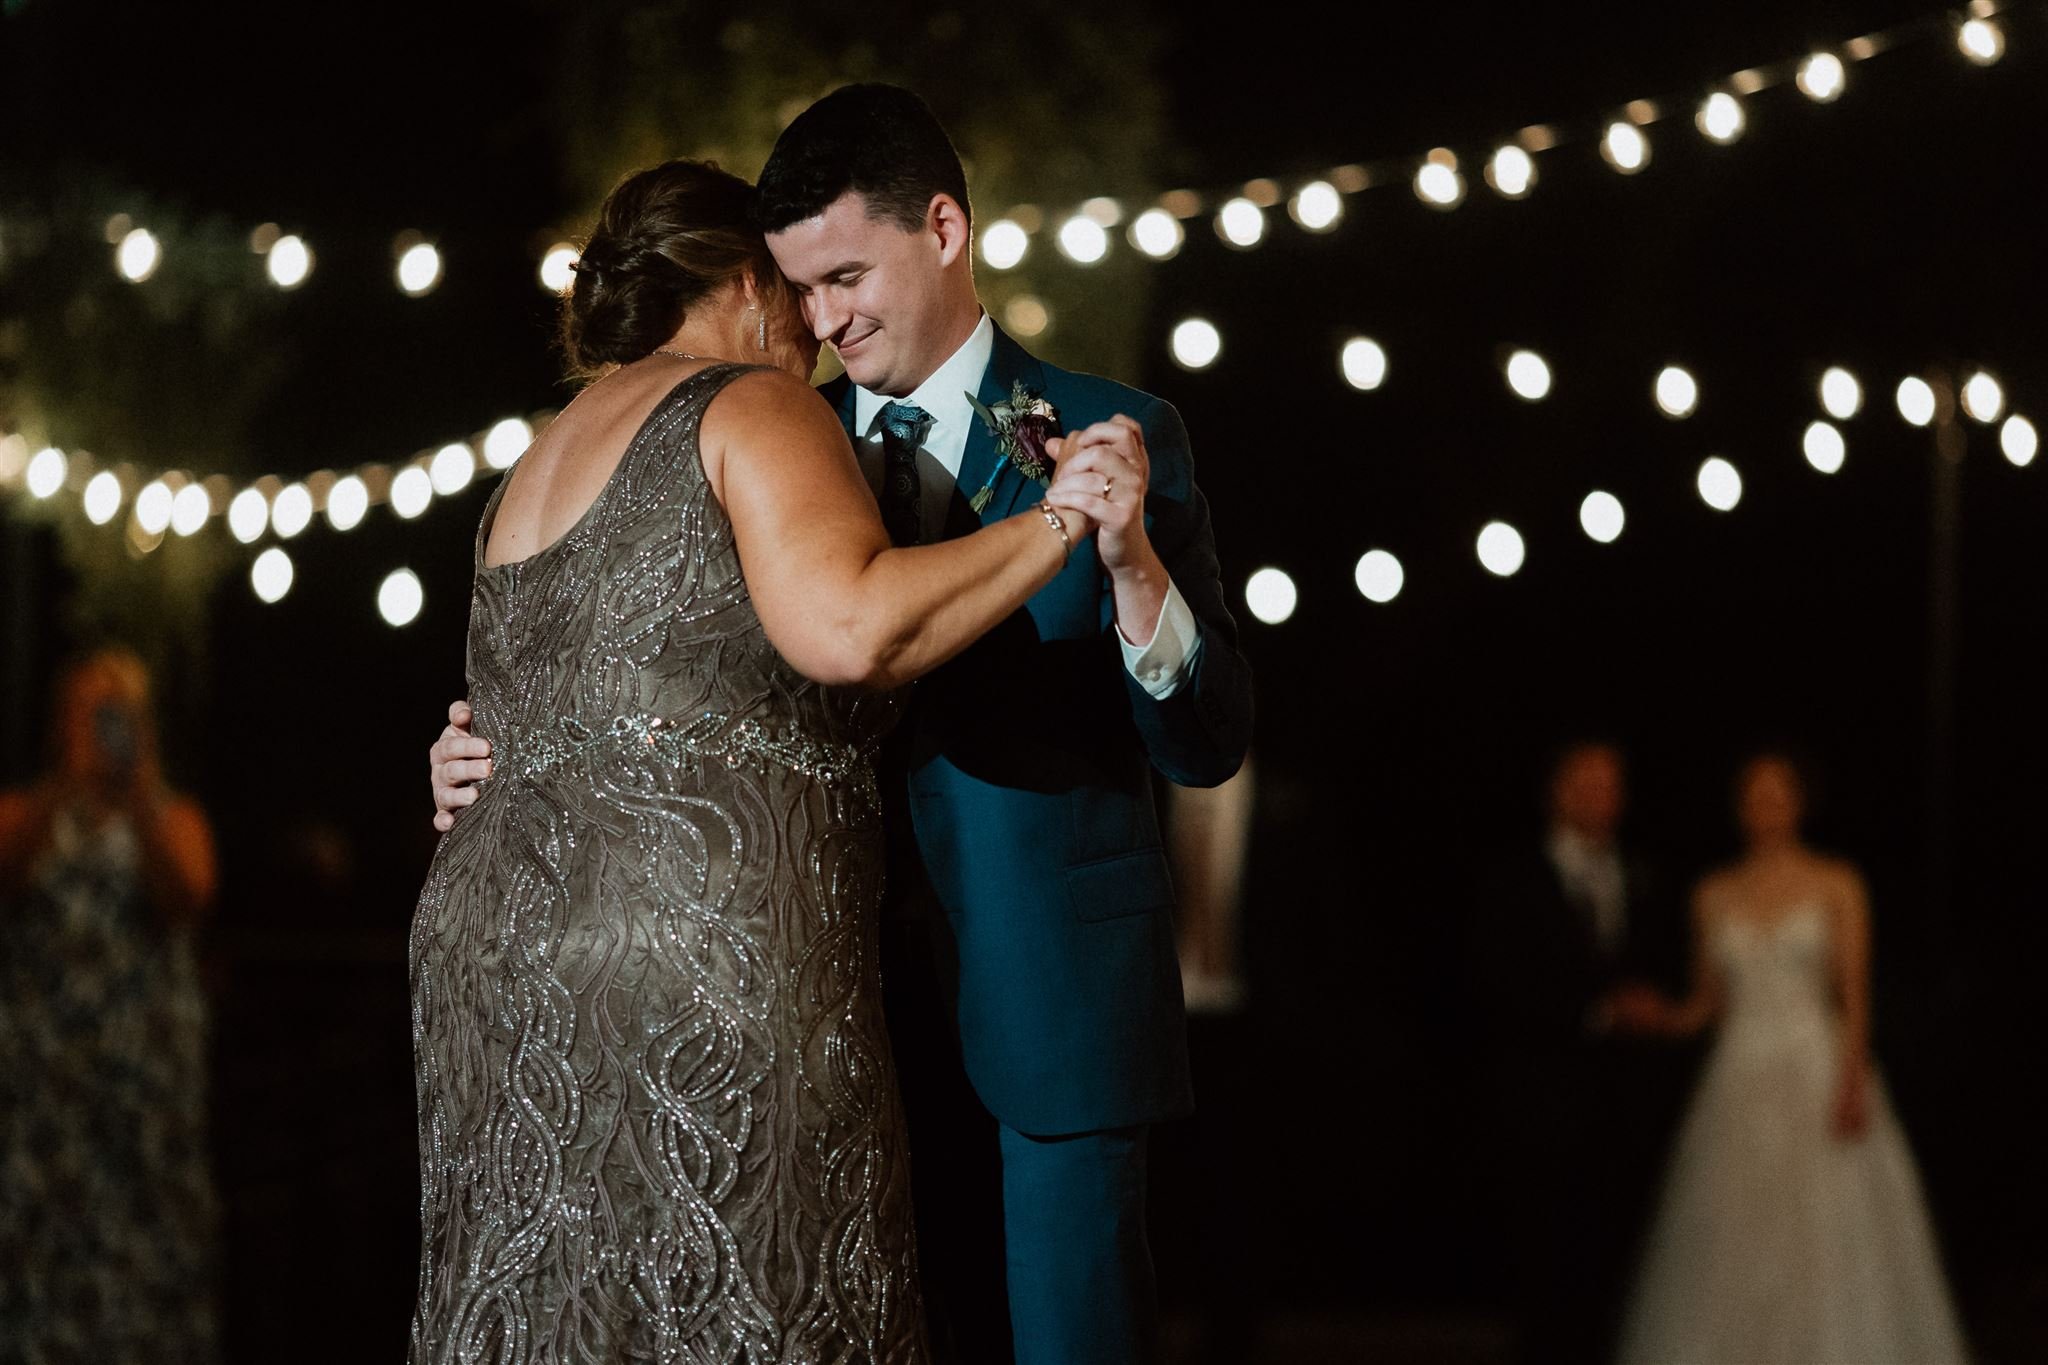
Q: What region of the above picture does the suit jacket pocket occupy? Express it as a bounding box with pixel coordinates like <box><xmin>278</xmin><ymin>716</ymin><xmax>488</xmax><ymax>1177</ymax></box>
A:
<box><xmin>1064</xmin><ymin>848</ymin><xmax>1177</xmax><ymax>923</ymax></box>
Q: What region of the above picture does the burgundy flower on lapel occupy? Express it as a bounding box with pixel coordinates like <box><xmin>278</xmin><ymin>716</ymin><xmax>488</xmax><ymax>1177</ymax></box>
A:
<box><xmin>964</xmin><ymin>380</ymin><xmax>1061</xmax><ymax>511</ymax></box>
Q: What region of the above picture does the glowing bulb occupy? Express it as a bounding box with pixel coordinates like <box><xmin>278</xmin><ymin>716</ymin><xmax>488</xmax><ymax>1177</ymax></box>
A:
<box><xmin>1477</xmin><ymin>522</ymin><xmax>1526</xmax><ymax>577</ymax></box>
<box><xmin>378</xmin><ymin>568</ymin><xmax>425</xmax><ymax>627</ymax></box>
<box><xmin>170</xmin><ymin>483</ymin><xmax>212</xmax><ymax>536</ymax></box>
<box><xmin>83</xmin><ymin>471</ymin><xmax>122</xmax><ymax>524</ymax></box>
<box><xmin>483</xmin><ymin>417</ymin><xmax>532</xmax><ymax>470</ymax></box>
<box><xmin>271</xmin><ymin>482</ymin><xmax>314</xmax><ymax>538</ymax></box>
<box><xmin>325</xmin><ymin>475</ymin><xmax>369</xmax><ymax>531</ymax></box>
<box><xmin>1958</xmin><ymin>18</ymin><xmax>2003</xmax><ymax>66</ymax></box>
<box><xmin>267</xmin><ymin>234</ymin><xmax>312</xmax><ymax>288</ymax></box>
<box><xmin>1797</xmin><ymin>53</ymin><xmax>1846</xmax><ymax>102</ymax></box>
<box><xmin>430</xmin><ymin>442</ymin><xmax>476</xmax><ymax>495</ymax></box>
<box><xmin>1804</xmin><ymin>421</ymin><xmax>1847</xmax><ymax>474</ymax></box>
<box><xmin>1414</xmin><ymin>161</ymin><xmax>1464</xmax><ymax>208</ymax></box>
<box><xmin>1579</xmin><ymin>491</ymin><xmax>1625</xmax><ymax>543</ymax></box>
<box><xmin>1601</xmin><ymin>122</ymin><xmax>1649</xmax><ymax>173</ymax></box>
<box><xmin>1505</xmin><ymin>349</ymin><xmax>1552</xmax><ymax>401</ymax></box>
<box><xmin>980</xmin><ymin>220</ymin><xmax>1028</xmax><ymax>270</ymax></box>
<box><xmin>397</xmin><ymin>242</ymin><xmax>443</xmax><ymax>296</ymax></box>
<box><xmin>1353</xmin><ymin>550</ymin><xmax>1403</xmax><ymax>603</ymax></box>
<box><xmin>1128</xmin><ymin>209</ymin><xmax>1184</xmax><ymax>260</ymax></box>
<box><xmin>135</xmin><ymin>480</ymin><xmax>174</xmax><ymax>534</ymax></box>
<box><xmin>1244</xmin><ymin>568</ymin><xmax>1297</xmax><ymax>625</ymax></box>
<box><xmin>1896</xmin><ymin>377</ymin><xmax>1936</xmax><ymax>427</ymax></box>
<box><xmin>1697</xmin><ymin>457</ymin><xmax>1743</xmax><ymax>511</ymax></box>
<box><xmin>1654</xmin><ymin>366</ymin><xmax>1698</xmax><ymax>418</ymax></box>
<box><xmin>1170</xmin><ymin>318</ymin><xmax>1222</xmax><ymax>371</ymax></box>
<box><xmin>251</xmin><ymin>547</ymin><xmax>294</xmax><ymax>604</ymax></box>
<box><xmin>228</xmin><ymin>487</ymin><xmax>269</xmax><ymax>542</ymax></box>
<box><xmin>1820</xmin><ymin>367</ymin><xmax>1863</xmax><ymax>419</ymax></box>
<box><xmin>1216</xmin><ymin>198</ymin><xmax>1265</xmax><ymax>248</ymax></box>
<box><xmin>1289</xmin><ymin>181</ymin><xmax>1343</xmax><ymax>231</ymax></box>
<box><xmin>116</xmin><ymin>228</ymin><xmax>161</xmax><ymax>282</ymax></box>
<box><xmin>2001</xmin><ymin>415</ymin><xmax>2038</xmax><ymax>467</ymax></box>
<box><xmin>1961</xmin><ymin>371</ymin><xmax>2003</xmax><ymax>424</ymax></box>
<box><xmin>390</xmin><ymin>467</ymin><xmax>434</xmax><ymax>519</ymax></box>
<box><xmin>25</xmin><ymin>447</ymin><xmax>66</xmax><ymax>498</ymax></box>
<box><xmin>1697</xmin><ymin>91</ymin><xmax>1745</xmax><ymax>143</ymax></box>
<box><xmin>1002</xmin><ymin>295</ymin><xmax>1051</xmax><ymax>339</ymax></box>
<box><xmin>1485</xmin><ymin>145</ymin><xmax>1536</xmax><ymax>198</ymax></box>
<box><xmin>539</xmin><ymin>243</ymin><xmax>577</xmax><ymax>293</ymax></box>
<box><xmin>1056</xmin><ymin>215</ymin><xmax>1109</xmax><ymax>265</ymax></box>
<box><xmin>1340</xmin><ymin>337</ymin><xmax>1388</xmax><ymax>392</ymax></box>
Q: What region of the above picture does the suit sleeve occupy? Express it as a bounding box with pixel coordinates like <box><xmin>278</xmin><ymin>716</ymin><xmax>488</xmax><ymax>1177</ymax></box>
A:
<box><xmin>1111</xmin><ymin>396</ymin><xmax>1254</xmax><ymax>787</ymax></box>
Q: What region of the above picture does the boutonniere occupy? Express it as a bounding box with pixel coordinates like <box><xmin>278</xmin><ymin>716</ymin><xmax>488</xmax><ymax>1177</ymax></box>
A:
<box><xmin>964</xmin><ymin>380</ymin><xmax>1060</xmax><ymax>513</ymax></box>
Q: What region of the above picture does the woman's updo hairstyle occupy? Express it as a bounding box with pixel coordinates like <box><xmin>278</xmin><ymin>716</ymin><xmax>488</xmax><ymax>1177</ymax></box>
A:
<box><xmin>559</xmin><ymin>159</ymin><xmax>786</xmax><ymax>376</ymax></box>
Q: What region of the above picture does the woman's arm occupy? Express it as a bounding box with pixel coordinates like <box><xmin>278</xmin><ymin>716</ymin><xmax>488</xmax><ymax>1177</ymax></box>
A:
<box><xmin>131</xmin><ymin>791</ymin><xmax>218</xmax><ymax>928</ymax></box>
<box><xmin>1639</xmin><ymin>880</ymin><xmax>1726</xmax><ymax>1037</ymax></box>
<box><xmin>705</xmin><ymin>369</ymin><xmax>1088</xmax><ymax>689</ymax></box>
<box><xmin>1829</xmin><ymin>862</ymin><xmax>1874</xmax><ymax>1137</ymax></box>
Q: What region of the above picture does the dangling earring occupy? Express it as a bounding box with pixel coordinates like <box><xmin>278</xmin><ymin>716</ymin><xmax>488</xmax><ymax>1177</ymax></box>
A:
<box><xmin>756</xmin><ymin>307</ymin><xmax>768</xmax><ymax>352</ymax></box>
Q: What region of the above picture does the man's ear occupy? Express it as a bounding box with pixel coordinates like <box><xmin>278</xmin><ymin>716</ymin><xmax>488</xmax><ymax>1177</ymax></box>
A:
<box><xmin>929</xmin><ymin>193</ymin><xmax>972</xmax><ymax>268</ymax></box>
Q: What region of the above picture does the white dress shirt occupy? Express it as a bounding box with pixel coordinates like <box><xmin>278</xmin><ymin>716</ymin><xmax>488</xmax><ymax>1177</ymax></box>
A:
<box><xmin>851</xmin><ymin>313</ymin><xmax>1200</xmax><ymax>699</ymax></box>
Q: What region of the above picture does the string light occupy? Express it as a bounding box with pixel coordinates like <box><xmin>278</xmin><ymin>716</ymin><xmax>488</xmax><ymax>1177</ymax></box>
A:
<box><xmin>1289</xmin><ymin>181</ymin><xmax>1343</xmax><ymax>231</ymax></box>
<box><xmin>271</xmin><ymin>482</ymin><xmax>314</xmax><ymax>538</ymax></box>
<box><xmin>266</xmin><ymin>234</ymin><xmax>313</xmax><ymax>289</ymax></box>
<box><xmin>1960</xmin><ymin>371</ymin><xmax>2004</xmax><ymax>423</ymax></box>
<box><xmin>83</xmin><ymin>471</ymin><xmax>122</xmax><ymax>524</ymax></box>
<box><xmin>1896</xmin><ymin>376</ymin><xmax>1937</xmax><ymax>427</ymax></box>
<box><xmin>116</xmin><ymin>228</ymin><xmax>161</xmax><ymax>283</ymax></box>
<box><xmin>1244</xmin><ymin>567</ymin><xmax>1298</xmax><ymax>625</ymax></box>
<box><xmin>1958</xmin><ymin>18</ymin><xmax>2004</xmax><ymax>66</ymax></box>
<box><xmin>1697</xmin><ymin>456</ymin><xmax>1743</xmax><ymax>511</ymax></box>
<box><xmin>390</xmin><ymin>466</ymin><xmax>434</xmax><ymax>519</ymax></box>
<box><xmin>1485</xmin><ymin>145</ymin><xmax>1536</xmax><ymax>198</ymax></box>
<box><xmin>539</xmin><ymin>244</ymin><xmax>577</xmax><ymax>293</ymax></box>
<box><xmin>2002</xmin><ymin>415</ymin><xmax>2038</xmax><ymax>467</ymax></box>
<box><xmin>396</xmin><ymin>241</ymin><xmax>442</xmax><ymax>296</ymax></box>
<box><xmin>1477</xmin><ymin>521</ymin><xmax>1526</xmax><ymax>577</ymax></box>
<box><xmin>170</xmin><ymin>483</ymin><xmax>211</xmax><ymax>536</ymax></box>
<box><xmin>1697</xmin><ymin>91</ymin><xmax>1746</xmax><ymax>143</ymax></box>
<box><xmin>1354</xmin><ymin>550</ymin><xmax>1404</xmax><ymax>603</ymax></box>
<box><xmin>482</xmin><ymin>417</ymin><xmax>533</xmax><ymax>470</ymax></box>
<box><xmin>1580</xmin><ymin>491</ymin><xmax>1626</xmax><ymax>543</ymax></box>
<box><xmin>135</xmin><ymin>480</ymin><xmax>174</xmax><ymax>534</ymax></box>
<box><xmin>1505</xmin><ymin>349</ymin><xmax>1552</xmax><ymax>401</ymax></box>
<box><xmin>227</xmin><ymin>487</ymin><xmax>269</xmax><ymax>542</ymax></box>
<box><xmin>325</xmin><ymin>475</ymin><xmax>369</xmax><ymax>531</ymax></box>
<box><xmin>378</xmin><ymin>569</ymin><xmax>425</xmax><ymax>626</ymax></box>
<box><xmin>1340</xmin><ymin>337</ymin><xmax>1389</xmax><ymax>392</ymax></box>
<box><xmin>1820</xmin><ymin>366</ymin><xmax>1863</xmax><ymax>419</ymax></box>
<box><xmin>1170</xmin><ymin>318</ymin><xmax>1222</xmax><ymax>371</ymax></box>
<box><xmin>1056</xmin><ymin>215</ymin><xmax>1109</xmax><ymax>264</ymax></box>
<box><xmin>1414</xmin><ymin>153</ymin><xmax>1465</xmax><ymax>209</ymax></box>
<box><xmin>1128</xmin><ymin>209</ymin><xmax>1184</xmax><ymax>260</ymax></box>
<box><xmin>1797</xmin><ymin>53</ymin><xmax>1847</xmax><ymax>102</ymax></box>
<box><xmin>1804</xmin><ymin>420</ymin><xmax>1847</xmax><ymax>473</ymax></box>
<box><xmin>1216</xmin><ymin>197</ymin><xmax>1266</xmax><ymax>248</ymax></box>
<box><xmin>251</xmin><ymin>547</ymin><xmax>294</xmax><ymax>604</ymax></box>
<box><xmin>26</xmin><ymin>447</ymin><xmax>66</xmax><ymax>498</ymax></box>
<box><xmin>1654</xmin><ymin>365</ymin><xmax>1699</xmax><ymax>418</ymax></box>
<box><xmin>429</xmin><ymin>442</ymin><xmax>476</xmax><ymax>496</ymax></box>
<box><xmin>1002</xmin><ymin>295</ymin><xmax>1051</xmax><ymax>338</ymax></box>
<box><xmin>979</xmin><ymin>220</ymin><xmax>1028</xmax><ymax>270</ymax></box>
<box><xmin>1600</xmin><ymin>122</ymin><xmax>1650</xmax><ymax>173</ymax></box>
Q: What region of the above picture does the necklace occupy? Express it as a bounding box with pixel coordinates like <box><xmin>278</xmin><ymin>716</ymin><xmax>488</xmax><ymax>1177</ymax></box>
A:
<box><xmin>653</xmin><ymin>347</ymin><xmax>704</xmax><ymax>361</ymax></box>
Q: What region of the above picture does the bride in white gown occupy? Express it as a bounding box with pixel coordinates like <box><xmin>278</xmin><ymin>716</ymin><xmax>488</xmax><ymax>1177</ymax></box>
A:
<box><xmin>1610</xmin><ymin>753</ymin><xmax>1968</xmax><ymax>1365</ymax></box>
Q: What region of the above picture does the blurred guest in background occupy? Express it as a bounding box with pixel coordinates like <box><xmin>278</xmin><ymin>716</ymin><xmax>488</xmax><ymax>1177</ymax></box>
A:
<box><xmin>0</xmin><ymin>647</ymin><xmax>220</xmax><ymax>1365</ymax></box>
<box><xmin>1468</xmin><ymin>740</ymin><xmax>1689</xmax><ymax>1365</ymax></box>
<box><xmin>1611</xmin><ymin>751</ymin><xmax>1967</xmax><ymax>1364</ymax></box>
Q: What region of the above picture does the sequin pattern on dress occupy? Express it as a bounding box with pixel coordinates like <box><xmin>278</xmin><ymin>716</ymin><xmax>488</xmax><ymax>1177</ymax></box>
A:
<box><xmin>407</xmin><ymin>364</ymin><xmax>920</xmax><ymax>1364</ymax></box>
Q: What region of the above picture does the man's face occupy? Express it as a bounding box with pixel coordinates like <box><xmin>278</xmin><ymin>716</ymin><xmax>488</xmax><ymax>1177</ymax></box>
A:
<box><xmin>1552</xmin><ymin>746</ymin><xmax>1626</xmax><ymax>844</ymax></box>
<box><xmin>765</xmin><ymin>191</ymin><xmax>952</xmax><ymax>398</ymax></box>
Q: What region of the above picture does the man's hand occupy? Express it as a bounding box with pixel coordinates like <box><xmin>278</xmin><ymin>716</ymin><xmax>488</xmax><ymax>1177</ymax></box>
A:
<box><xmin>1044</xmin><ymin>415</ymin><xmax>1169</xmax><ymax>645</ymax></box>
<box><xmin>430</xmin><ymin>699</ymin><xmax>491</xmax><ymax>832</ymax></box>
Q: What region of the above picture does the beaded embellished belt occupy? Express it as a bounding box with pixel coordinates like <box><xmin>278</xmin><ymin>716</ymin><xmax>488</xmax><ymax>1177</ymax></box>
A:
<box><xmin>490</xmin><ymin>710</ymin><xmax>879</xmax><ymax>816</ymax></box>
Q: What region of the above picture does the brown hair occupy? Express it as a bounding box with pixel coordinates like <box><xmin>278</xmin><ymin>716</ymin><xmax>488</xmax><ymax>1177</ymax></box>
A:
<box><xmin>558</xmin><ymin>159</ymin><xmax>792</xmax><ymax>376</ymax></box>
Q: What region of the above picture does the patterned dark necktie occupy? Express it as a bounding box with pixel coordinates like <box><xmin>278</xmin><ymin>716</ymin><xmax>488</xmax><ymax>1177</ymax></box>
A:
<box><xmin>877</xmin><ymin>401</ymin><xmax>931</xmax><ymax>548</ymax></box>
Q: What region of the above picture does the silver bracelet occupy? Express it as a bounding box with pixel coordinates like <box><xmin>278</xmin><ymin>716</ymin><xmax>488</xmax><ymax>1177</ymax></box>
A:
<box><xmin>1036</xmin><ymin>499</ymin><xmax>1072</xmax><ymax>558</ymax></box>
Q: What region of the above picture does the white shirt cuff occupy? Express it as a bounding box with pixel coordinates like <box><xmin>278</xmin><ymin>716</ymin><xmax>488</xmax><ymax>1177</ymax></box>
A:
<box><xmin>1119</xmin><ymin>580</ymin><xmax>1201</xmax><ymax>699</ymax></box>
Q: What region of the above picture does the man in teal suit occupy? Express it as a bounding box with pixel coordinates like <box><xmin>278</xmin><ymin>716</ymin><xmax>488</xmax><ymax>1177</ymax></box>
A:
<box><xmin>755</xmin><ymin>86</ymin><xmax>1252</xmax><ymax>1364</ymax></box>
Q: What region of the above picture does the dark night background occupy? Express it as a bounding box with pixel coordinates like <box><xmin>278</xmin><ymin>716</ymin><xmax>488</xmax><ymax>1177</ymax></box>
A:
<box><xmin>3</xmin><ymin>0</ymin><xmax>2045</xmax><ymax>1359</ymax></box>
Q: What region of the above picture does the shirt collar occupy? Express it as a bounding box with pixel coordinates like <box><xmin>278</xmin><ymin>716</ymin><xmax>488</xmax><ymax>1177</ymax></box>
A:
<box><xmin>851</xmin><ymin>311</ymin><xmax>994</xmax><ymax>440</ymax></box>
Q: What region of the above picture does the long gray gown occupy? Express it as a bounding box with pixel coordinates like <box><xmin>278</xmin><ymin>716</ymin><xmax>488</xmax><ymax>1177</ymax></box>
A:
<box><xmin>408</xmin><ymin>365</ymin><xmax>923</xmax><ymax>1364</ymax></box>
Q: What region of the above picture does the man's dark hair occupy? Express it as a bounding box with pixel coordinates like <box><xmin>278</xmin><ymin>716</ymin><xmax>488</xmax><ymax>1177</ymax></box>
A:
<box><xmin>754</xmin><ymin>84</ymin><xmax>971</xmax><ymax>235</ymax></box>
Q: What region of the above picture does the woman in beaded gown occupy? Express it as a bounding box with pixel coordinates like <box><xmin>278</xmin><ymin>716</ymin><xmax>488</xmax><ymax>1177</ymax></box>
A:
<box><xmin>1608</xmin><ymin>753</ymin><xmax>1968</xmax><ymax>1365</ymax></box>
<box><xmin>408</xmin><ymin>161</ymin><xmax>1095</xmax><ymax>1364</ymax></box>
